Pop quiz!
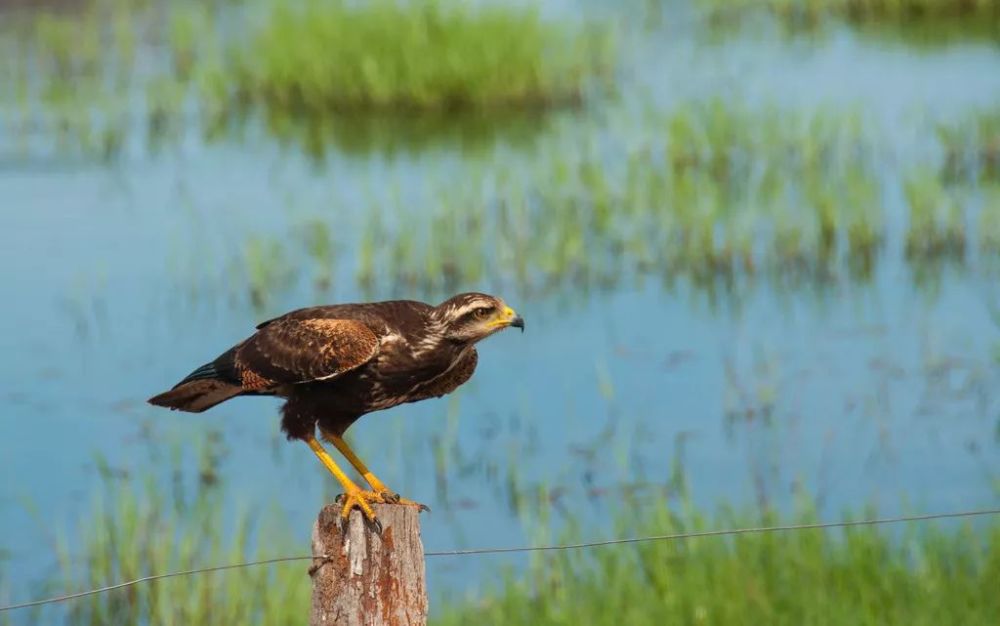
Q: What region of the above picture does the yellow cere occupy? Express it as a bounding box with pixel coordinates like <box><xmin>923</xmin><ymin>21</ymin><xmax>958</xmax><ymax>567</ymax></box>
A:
<box><xmin>488</xmin><ymin>306</ymin><xmax>518</xmax><ymax>328</ymax></box>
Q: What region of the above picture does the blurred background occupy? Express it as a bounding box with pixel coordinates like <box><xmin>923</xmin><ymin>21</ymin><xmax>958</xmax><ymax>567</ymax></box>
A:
<box><xmin>1</xmin><ymin>0</ymin><xmax>999</xmax><ymax>623</ymax></box>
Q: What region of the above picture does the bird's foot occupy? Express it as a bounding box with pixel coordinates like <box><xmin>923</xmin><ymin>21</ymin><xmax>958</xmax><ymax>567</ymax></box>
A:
<box><xmin>363</xmin><ymin>474</ymin><xmax>431</xmax><ymax>511</ymax></box>
<box><xmin>336</xmin><ymin>488</ymin><xmax>383</xmax><ymax>533</ymax></box>
<box><xmin>335</xmin><ymin>489</ymin><xmax>430</xmax><ymax>534</ymax></box>
<box><xmin>374</xmin><ymin>490</ymin><xmax>431</xmax><ymax>513</ymax></box>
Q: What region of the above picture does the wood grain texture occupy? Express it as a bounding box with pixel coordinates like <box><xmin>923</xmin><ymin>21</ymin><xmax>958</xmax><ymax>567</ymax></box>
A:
<box><xmin>310</xmin><ymin>504</ymin><xmax>427</xmax><ymax>626</ymax></box>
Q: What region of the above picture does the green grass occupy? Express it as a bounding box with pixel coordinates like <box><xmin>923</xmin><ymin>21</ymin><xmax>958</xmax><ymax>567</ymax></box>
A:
<box><xmin>0</xmin><ymin>0</ymin><xmax>612</xmax><ymax>159</ymax></box>
<box><xmin>41</xmin><ymin>451</ymin><xmax>308</xmax><ymax>625</ymax></box>
<box><xmin>904</xmin><ymin>169</ymin><xmax>966</xmax><ymax>261</ymax></box>
<box><xmin>225</xmin><ymin>0</ymin><xmax>615</xmax><ymax>114</ymax></box>
<box><xmin>980</xmin><ymin>186</ymin><xmax>1000</xmax><ymax>253</ymax></box>
<box><xmin>701</xmin><ymin>0</ymin><xmax>1000</xmax><ymax>30</ymax></box>
<box><xmin>339</xmin><ymin>103</ymin><xmax>885</xmax><ymax>296</ymax></box>
<box><xmin>223</xmin><ymin>102</ymin><xmax>994</xmax><ymax>301</ymax></box>
<box><xmin>938</xmin><ymin>110</ymin><xmax>1000</xmax><ymax>184</ymax></box>
<box><xmin>28</xmin><ymin>462</ymin><xmax>1000</xmax><ymax>625</ymax></box>
<box><xmin>0</xmin><ymin>0</ymin><xmax>223</xmax><ymax>160</ymax></box>
<box><xmin>438</xmin><ymin>505</ymin><xmax>1000</xmax><ymax>625</ymax></box>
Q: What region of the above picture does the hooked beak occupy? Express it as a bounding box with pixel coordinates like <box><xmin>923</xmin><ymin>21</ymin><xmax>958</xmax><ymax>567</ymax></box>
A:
<box><xmin>511</xmin><ymin>315</ymin><xmax>525</xmax><ymax>332</ymax></box>
<box><xmin>492</xmin><ymin>305</ymin><xmax>525</xmax><ymax>332</ymax></box>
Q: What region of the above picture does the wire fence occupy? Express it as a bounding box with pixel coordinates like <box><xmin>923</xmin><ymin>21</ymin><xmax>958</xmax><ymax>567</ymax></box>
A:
<box><xmin>2</xmin><ymin>507</ymin><xmax>998</xmax><ymax>613</ymax></box>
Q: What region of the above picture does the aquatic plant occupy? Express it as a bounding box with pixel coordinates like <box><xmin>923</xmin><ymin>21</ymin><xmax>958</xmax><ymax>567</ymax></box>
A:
<box><xmin>903</xmin><ymin>169</ymin><xmax>967</xmax><ymax>261</ymax></box>
<box><xmin>938</xmin><ymin>110</ymin><xmax>1000</xmax><ymax>184</ymax></box>
<box><xmin>342</xmin><ymin>103</ymin><xmax>884</xmax><ymax>296</ymax></box>
<box><xmin>242</xmin><ymin>236</ymin><xmax>297</xmax><ymax>310</ymax></box>
<box><xmin>224</xmin><ymin>0</ymin><xmax>615</xmax><ymax>115</ymax></box>
<box><xmin>978</xmin><ymin>186</ymin><xmax>1000</xmax><ymax>254</ymax></box>
<box><xmin>0</xmin><ymin>0</ymin><xmax>611</xmax><ymax>159</ymax></box>
<box><xmin>701</xmin><ymin>0</ymin><xmax>1000</xmax><ymax>30</ymax></box>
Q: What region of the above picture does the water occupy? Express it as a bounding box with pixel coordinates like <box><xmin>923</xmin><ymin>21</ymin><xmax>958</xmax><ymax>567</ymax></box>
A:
<box><xmin>1</xmin><ymin>0</ymin><xmax>999</xmax><ymax>617</ymax></box>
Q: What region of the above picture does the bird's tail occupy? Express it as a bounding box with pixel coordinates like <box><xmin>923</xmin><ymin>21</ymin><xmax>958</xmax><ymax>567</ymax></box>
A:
<box><xmin>148</xmin><ymin>355</ymin><xmax>243</xmax><ymax>413</ymax></box>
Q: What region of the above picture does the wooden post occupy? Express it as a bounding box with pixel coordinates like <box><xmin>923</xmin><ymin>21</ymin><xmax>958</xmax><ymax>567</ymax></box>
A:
<box><xmin>309</xmin><ymin>503</ymin><xmax>427</xmax><ymax>626</ymax></box>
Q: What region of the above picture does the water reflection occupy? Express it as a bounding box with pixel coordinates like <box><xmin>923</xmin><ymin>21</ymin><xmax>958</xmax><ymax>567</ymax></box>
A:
<box><xmin>257</xmin><ymin>106</ymin><xmax>556</xmax><ymax>162</ymax></box>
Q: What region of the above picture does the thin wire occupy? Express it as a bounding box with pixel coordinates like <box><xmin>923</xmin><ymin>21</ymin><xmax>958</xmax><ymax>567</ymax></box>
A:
<box><xmin>0</xmin><ymin>555</ymin><xmax>317</xmax><ymax>613</ymax></box>
<box><xmin>424</xmin><ymin>508</ymin><xmax>1000</xmax><ymax>556</ymax></box>
<box><xmin>2</xmin><ymin>507</ymin><xmax>998</xmax><ymax>612</ymax></box>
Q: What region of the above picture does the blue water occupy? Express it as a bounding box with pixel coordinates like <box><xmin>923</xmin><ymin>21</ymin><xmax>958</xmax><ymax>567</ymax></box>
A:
<box><xmin>2</xmin><ymin>3</ymin><xmax>1000</xmax><ymax>619</ymax></box>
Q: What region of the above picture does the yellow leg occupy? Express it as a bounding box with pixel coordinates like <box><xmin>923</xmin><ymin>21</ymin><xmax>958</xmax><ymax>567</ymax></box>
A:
<box><xmin>304</xmin><ymin>435</ymin><xmax>380</xmax><ymax>524</ymax></box>
<box><xmin>322</xmin><ymin>430</ymin><xmax>428</xmax><ymax>512</ymax></box>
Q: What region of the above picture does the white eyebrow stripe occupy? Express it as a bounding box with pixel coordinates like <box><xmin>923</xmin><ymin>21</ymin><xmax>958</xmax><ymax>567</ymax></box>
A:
<box><xmin>451</xmin><ymin>300</ymin><xmax>493</xmax><ymax>318</ymax></box>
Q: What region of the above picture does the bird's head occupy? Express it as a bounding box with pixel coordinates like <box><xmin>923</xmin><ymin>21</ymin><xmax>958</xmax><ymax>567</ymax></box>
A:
<box><xmin>433</xmin><ymin>292</ymin><xmax>524</xmax><ymax>344</ymax></box>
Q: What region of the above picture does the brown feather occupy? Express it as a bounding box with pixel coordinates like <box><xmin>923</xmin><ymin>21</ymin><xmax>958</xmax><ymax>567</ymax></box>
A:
<box><xmin>408</xmin><ymin>348</ymin><xmax>478</xmax><ymax>402</ymax></box>
<box><xmin>148</xmin><ymin>379</ymin><xmax>243</xmax><ymax>413</ymax></box>
<box><xmin>234</xmin><ymin>317</ymin><xmax>379</xmax><ymax>387</ymax></box>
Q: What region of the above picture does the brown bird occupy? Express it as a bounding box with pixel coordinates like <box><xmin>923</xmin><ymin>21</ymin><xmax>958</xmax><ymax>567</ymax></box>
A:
<box><xmin>149</xmin><ymin>292</ymin><xmax>524</xmax><ymax>527</ymax></box>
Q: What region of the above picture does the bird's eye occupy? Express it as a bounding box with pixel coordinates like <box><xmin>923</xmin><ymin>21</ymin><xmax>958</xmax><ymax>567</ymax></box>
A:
<box><xmin>474</xmin><ymin>307</ymin><xmax>491</xmax><ymax>320</ymax></box>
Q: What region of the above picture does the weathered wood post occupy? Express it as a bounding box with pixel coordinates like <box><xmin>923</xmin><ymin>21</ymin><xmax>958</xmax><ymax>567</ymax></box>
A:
<box><xmin>310</xmin><ymin>503</ymin><xmax>427</xmax><ymax>626</ymax></box>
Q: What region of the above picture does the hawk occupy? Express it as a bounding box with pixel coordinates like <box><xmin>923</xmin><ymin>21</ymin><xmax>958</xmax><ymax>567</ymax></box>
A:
<box><xmin>149</xmin><ymin>292</ymin><xmax>523</xmax><ymax>528</ymax></box>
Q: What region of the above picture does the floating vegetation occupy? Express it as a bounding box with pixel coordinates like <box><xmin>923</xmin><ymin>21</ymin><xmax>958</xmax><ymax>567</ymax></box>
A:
<box><xmin>904</xmin><ymin>169</ymin><xmax>967</xmax><ymax>262</ymax></box>
<box><xmin>0</xmin><ymin>0</ymin><xmax>994</xmax><ymax>296</ymax></box>
<box><xmin>938</xmin><ymin>110</ymin><xmax>1000</xmax><ymax>184</ymax></box>
<box><xmin>0</xmin><ymin>0</ymin><xmax>611</xmax><ymax>160</ymax></box>
<box><xmin>223</xmin><ymin>102</ymin><xmax>996</xmax><ymax>300</ymax></box>
<box><xmin>253</xmin><ymin>106</ymin><xmax>555</xmax><ymax>161</ymax></box>
<box><xmin>242</xmin><ymin>236</ymin><xmax>297</xmax><ymax>310</ymax></box>
<box><xmin>343</xmin><ymin>103</ymin><xmax>885</xmax><ymax>296</ymax></box>
<box><xmin>979</xmin><ymin>186</ymin><xmax>1000</xmax><ymax>254</ymax></box>
<box><xmin>851</xmin><ymin>13</ymin><xmax>1000</xmax><ymax>47</ymax></box>
<box><xmin>224</xmin><ymin>0</ymin><xmax>615</xmax><ymax>115</ymax></box>
<box><xmin>0</xmin><ymin>0</ymin><xmax>230</xmax><ymax>161</ymax></box>
<box><xmin>701</xmin><ymin>0</ymin><xmax>1000</xmax><ymax>31</ymax></box>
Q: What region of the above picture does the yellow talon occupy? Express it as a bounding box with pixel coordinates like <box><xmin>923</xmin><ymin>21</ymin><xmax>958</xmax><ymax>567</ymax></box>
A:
<box><xmin>305</xmin><ymin>435</ymin><xmax>383</xmax><ymax>527</ymax></box>
<box><xmin>339</xmin><ymin>489</ymin><xmax>429</xmax><ymax>515</ymax></box>
<box><xmin>324</xmin><ymin>431</ymin><xmax>430</xmax><ymax>512</ymax></box>
<box><xmin>307</xmin><ymin>432</ymin><xmax>430</xmax><ymax>530</ymax></box>
<box><xmin>380</xmin><ymin>493</ymin><xmax>430</xmax><ymax>512</ymax></box>
<box><xmin>337</xmin><ymin>488</ymin><xmax>380</xmax><ymax>522</ymax></box>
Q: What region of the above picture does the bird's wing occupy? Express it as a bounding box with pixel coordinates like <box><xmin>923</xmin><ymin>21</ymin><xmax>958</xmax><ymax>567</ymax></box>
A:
<box><xmin>234</xmin><ymin>318</ymin><xmax>380</xmax><ymax>389</ymax></box>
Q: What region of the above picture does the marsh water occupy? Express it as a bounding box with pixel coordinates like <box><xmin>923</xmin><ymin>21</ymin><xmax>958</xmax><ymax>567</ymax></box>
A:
<box><xmin>2</xmin><ymin>0</ymin><xmax>1000</xmax><ymax>615</ymax></box>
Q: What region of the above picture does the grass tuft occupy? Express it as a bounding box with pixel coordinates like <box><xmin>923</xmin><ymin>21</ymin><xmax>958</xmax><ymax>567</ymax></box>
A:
<box><xmin>226</xmin><ymin>0</ymin><xmax>615</xmax><ymax>115</ymax></box>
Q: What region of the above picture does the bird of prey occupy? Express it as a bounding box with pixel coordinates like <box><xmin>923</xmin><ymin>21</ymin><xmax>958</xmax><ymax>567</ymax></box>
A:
<box><xmin>149</xmin><ymin>292</ymin><xmax>523</xmax><ymax>528</ymax></box>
